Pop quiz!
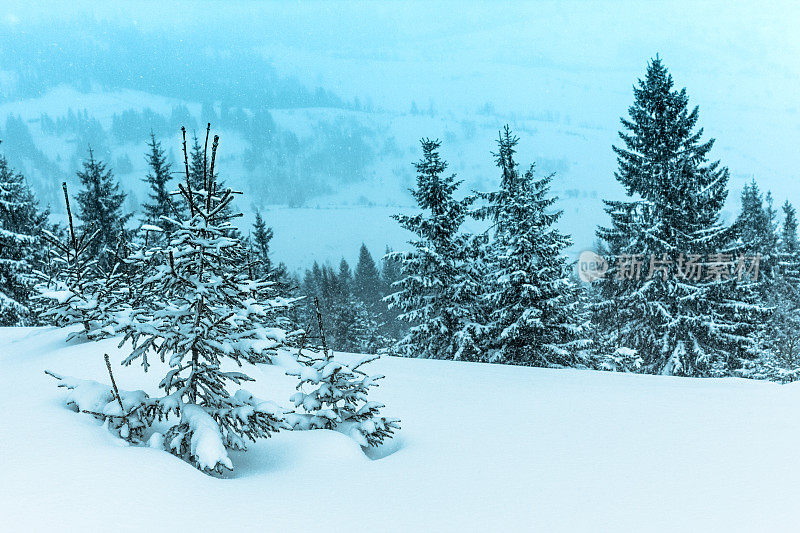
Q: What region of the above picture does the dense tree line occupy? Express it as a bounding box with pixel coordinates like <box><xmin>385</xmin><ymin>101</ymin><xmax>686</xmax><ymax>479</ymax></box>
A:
<box><xmin>297</xmin><ymin>244</ymin><xmax>401</xmax><ymax>354</ymax></box>
<box><xmin>3</xmin><ymin>57</ymin><xmax>800</xmax><ymax>383</ymax></box>
<box><xmin>382</xmin><ymin>56</ymin><xmax>800</xmax><ymax>379</ymax></box>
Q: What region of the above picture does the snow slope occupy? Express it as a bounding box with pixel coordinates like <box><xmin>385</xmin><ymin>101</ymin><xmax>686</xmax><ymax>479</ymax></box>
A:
<box><xmin>2</xmin><ymin>326</ymin><xmax>799</xmax><ymax>532</ymax></box>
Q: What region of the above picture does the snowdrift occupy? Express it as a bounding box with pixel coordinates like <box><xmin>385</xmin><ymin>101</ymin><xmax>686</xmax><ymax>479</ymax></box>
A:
<box><xmin>2</xmin><ymin>326</ymin><xmax>799</xmax><ymax>531</ymax></box>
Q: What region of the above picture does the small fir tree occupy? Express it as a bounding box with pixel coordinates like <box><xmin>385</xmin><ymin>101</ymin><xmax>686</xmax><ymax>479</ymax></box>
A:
<box><xmin>37</xmin><ymin>183</ymin><xmax>122</xmax><ymax>340</ymax></box>
<box><xmin>118</xmin><ymin>130</ymin><xmax>296</xmax><ymax>473</ymax></box>
<box><xmin>287</xmin><ymin>298</ymin><xmax>399</xmax><ymax>447</ymax></box>
<box><xmin>251</xmin><ymin>210</ymin><xmax>274</xmax><ymax>277</ymax></box>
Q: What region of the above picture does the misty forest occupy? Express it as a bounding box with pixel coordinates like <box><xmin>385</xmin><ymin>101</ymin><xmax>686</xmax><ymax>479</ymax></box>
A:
<box><xmin>2</xmin><ymin>3</ymin><xmax>800</xmax><ymax>531</ymax></box>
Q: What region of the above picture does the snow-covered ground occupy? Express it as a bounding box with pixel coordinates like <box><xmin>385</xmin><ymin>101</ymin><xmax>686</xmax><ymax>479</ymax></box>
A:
<box><xmin>2</xmin><ymin>326</ymin><xmax>799</xmax><ymax>532</ymax></box>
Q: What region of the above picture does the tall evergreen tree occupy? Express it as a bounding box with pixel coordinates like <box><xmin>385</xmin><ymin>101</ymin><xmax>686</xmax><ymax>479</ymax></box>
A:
<box><xmin>75</xmin><ymin>149</ymin><xmax>129</xmax><ymax>270</ymax></box>
<box><xmin>380</xmin><ymin>246</ymin><xmax>404</xmax><ymax>340</ymax></box>
<box><xmin>735</xmin><ymin>180</ymin><xmax>778</xmax><ymax>281</ymax></box>
<box><xmin>781</xmin><ymin>201</ymin><xmax>798</xmax><ymax>257</ymax></box>
<box><xmin>353</xmin><ymin>243</ymin><xmax>381</xmax><ymax>307</ymax></box>
<box><xmin>0</xmin><ymin>154</ymin><xmax>47</xmax><ymax>325</ymax></box>
<box><xmin>251</xmin><ymin>210</ymin><xmax>274</xmax><ymax>276</ymax></box>
<box><xmin>338</xmin><ymin>258</ymin><xmax>353</xmax><ymax>294</ymax></box>
<box><xmin>141</xmin><ymin>133</ymin><xmax>178</xmax><ymax>236</ymax></box>
<box><xmin>387</xmin><ymin>139</ymin><xmax>481</xmax><ymax>360</ymax></box>
<box><xmin>595</xmin><ymin>57</ymin><xmax>757</xmax><ymax>376</ymax></box>
<box><xmin>475</xmin><ymin>127</ymin><xmax>589</xmax><ymax>366</ymax></box>
<box><xmin>727</xmin><ymin>180</ymin><xmax>780</xmax><ymax>370</ymax></box>
<box><xmin>746</xmin><ymin>199</ymin><xmax>800</xmax><ymax>382</ymax></box>
<box><xmin>777</xmin><ymin>200</ymin><xmax>800</xmax><ymax>283</ymax></box>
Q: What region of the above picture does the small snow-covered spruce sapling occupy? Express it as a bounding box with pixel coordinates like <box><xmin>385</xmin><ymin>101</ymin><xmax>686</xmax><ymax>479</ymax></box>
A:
<box><xmin>117</xmin><ymin>128</ymin><xmax>296</xmax><ymax>474</ymax></box>
<box><xmin>287</xmin><ymin>297</ymin><xmax>399</xmax><ymax>447</ymax></box>
<box><xmin>36</xmin><ymin>182</ymin><xmax>124</xmax><ymax>341</ymax></box>
<box><xmin>45</xmin><ymin>354</ymin><xmax>152</xmax><ymax>442</ymax></box>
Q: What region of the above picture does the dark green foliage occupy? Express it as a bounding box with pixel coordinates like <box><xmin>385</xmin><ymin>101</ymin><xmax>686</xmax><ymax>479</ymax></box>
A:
<box><xmin>252</xmin><ymin>210</ymin><xmax>274</xmax><ymax>276</ymax></box>
<box><xmin>0</xmin><ymin>154</ymin><xmax>48</xmax><ymax>325</ymax></box>
<box><xmin>387</xmin><ymin>138</ymin><xmax>482</xmax><ymax>360</ymax></box>
<box><xmin>301</xmin><ymin>260</ymin><xmax>389</xmax><ymax>354</ymax></box>
<box><xmin>735</xmin><ymin>181</ymin><xmax>778</xmax><ymax>281</ymax></box>
<box><xmin>354</xmin><ymin>243</ymin><xmax>381</xmax><ymax>308</ymax></box>
<box><xmin>74</xmin><ymin>149</ymin><xmax>130</xmax><ymax>271</ymax></box>
<box><xmin>474</xmin><ymin>127</ymin><xmax>590</xmax><ymax>366</ymax></box>
<box><xmin>595</xmin><ymin>57</ymin><xmax>757</xmax><ymax>376</ymax></box>
<box><xmin>141</xmin><ymin>134</ymin><xmax>179</xmax><ymax>236</ymax></box>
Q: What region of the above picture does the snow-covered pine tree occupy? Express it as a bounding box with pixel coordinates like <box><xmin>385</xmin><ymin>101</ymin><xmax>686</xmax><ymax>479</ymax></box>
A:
<box><xmin>330</xmin><ymin>259</ymin><xmax>369</xmax><ymax>351</ymax></box>
<box><xmin>352</xmin><ymin>244</ymin><xmax>396</xmax><ymax>348</ymax></box>
<box><xmin>251</xmin><ymin>210</ymin><xmax>274</xmax><ymax>277</ymax></box>
<box><xmin>118</xmin><ymin>129</ymin><xmax>295</xmax><ymax>474</ymax></box>
<box><xmin>353</xmin><ymin>243</ymin><xmax>381</xmax><ymax>309</ymax></box>
<box><xmin>781</xmin><ymin>201</ymin><xmax>798</xmax><ymax>256</ymax></box>
<box><xmin>187</xmin><ymin>130</ymin><xmax>210</xmax><ymax>192</ymax></box>
<box><xmin>387</xmin><ymin>139</ymin><xmax>483</xmax><ymax>360</ymax></box>
<box><xmin>735</xmin><ymin>180</ymin><xmax>778</xmax><ymax>284</ymax></box>
<box><xmin>75</xmin><ymin>149</ymin><xmax>130</xmax><ymax>271</ymax></box>
<box><xmin>302</xmin><ymin>261</ymin><xmax>323</xmax><ymax>299</ymax></box>
<box><xmin>380</xmin><ymin>246</ymin><xmax>405</xmax><ymax>340</ymax></box>
<box><xmin>247</xmin><ymin>210</ymin><xmax>293</xmax><ymax>300</ymax></box>
<box><xmin>36</xmin><ymin>183</ymin><xmax>121</xmax><ymax>340</ymax></box>
<box><xmin>301</xmin><ymin>261</ymin><xmax>389</xmax><ymax>353</ymax></box>
<box><xmin>0</xmin><ymin>153</ymin><xmax>48</xmax><ymax>325</ymax></box>
<box><xmin>752</xmin><ymin>284</ymin><xmax>800</xmax><ymax>382</ymax></box>
<box><xmin>778</xmin><ymin>200</ymin><xmax>800</xmax><ymax>282</ymax></box>
<box><xmin>725</xmin><ymin>180</ymin><xmax>780</xmax><ymax>369</ymax></box>
<box><xmin>381</xmin><ymin>246</ymin><xmax>402</xmax><ymax>292</ymax></box>
<box><xmin>595</xmin><ymin>57</ymin><xmax>759</xmax><ymax>376</ymax></box>
<box><xmin>747</xmin><ymin>199</ymin><xmax>800</xmax><ymax>382</ymax></box>
<box><xmin>287</xmin><ymin>298</ymin><xmax>399</xmax><ymax>447</ymax></box>
<box><xmin>474</xmin><ymin>127</ymin><xmax>590</xmax><ymax>366</ymax></box>
<box><xmin>141</xmin><ymin>133</ymin><xmax>179</xmax><ymax>239</ymax></box>
<box><xmin>348</xmin><ymin>298</ymin><xmax>392</xmax><ymax>354</ymax></box>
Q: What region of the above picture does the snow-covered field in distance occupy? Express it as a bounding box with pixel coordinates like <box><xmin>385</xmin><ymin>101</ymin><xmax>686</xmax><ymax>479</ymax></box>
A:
<box><xmin>2</xmin><ymin>326</ymin><xmax>799</xmax><ymax>532</ymax></box>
